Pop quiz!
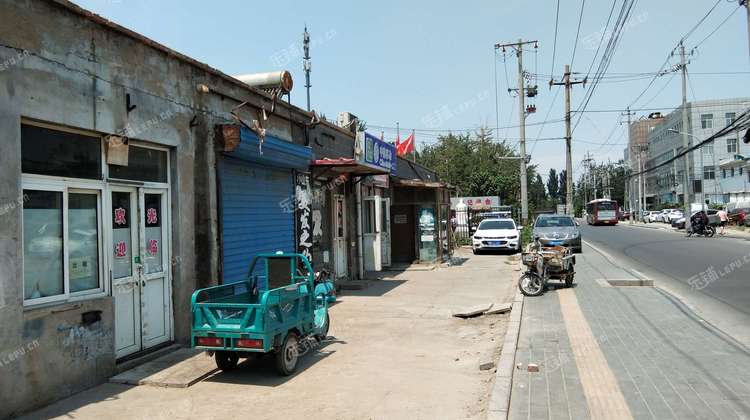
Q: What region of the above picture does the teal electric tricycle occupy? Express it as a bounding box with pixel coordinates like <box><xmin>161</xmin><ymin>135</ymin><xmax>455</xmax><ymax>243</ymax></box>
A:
<box><xmin>191</xmin><ymin>252</ymin><xmax>332</xmax><ymax>375</ymax></box>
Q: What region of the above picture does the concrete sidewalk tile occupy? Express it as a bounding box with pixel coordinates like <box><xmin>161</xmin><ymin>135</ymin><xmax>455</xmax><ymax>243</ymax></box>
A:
<box><xmin>574</xmin><ymin>251</ymin><xmax>750</xmax><ymax>419</ymax></box>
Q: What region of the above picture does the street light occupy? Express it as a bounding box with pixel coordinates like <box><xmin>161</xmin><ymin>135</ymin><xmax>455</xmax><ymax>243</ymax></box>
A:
<box><xmin>667</xmin><ymin>128</ymin><xmax>705</xmax><ymax>213</ymax></box>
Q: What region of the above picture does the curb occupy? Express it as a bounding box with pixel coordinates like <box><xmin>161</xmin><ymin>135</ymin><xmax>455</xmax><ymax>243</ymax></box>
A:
<box><xmin>487</xmin><ymin>289</ymin><xmax>524</xmax><ymax>419</ymax></box>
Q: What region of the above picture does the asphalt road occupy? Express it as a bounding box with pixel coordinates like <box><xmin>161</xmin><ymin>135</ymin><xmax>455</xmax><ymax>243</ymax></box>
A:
<box><xmin>579</xmin><ymin>221</ymin><xmax>750</xmax><ymax>346</ymax></box>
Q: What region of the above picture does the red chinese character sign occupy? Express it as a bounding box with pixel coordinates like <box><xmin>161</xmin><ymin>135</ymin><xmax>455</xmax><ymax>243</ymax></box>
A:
<box><xmin>146</xmin><ymin>208</ymin><xmax>158</xmax><ymax>225</ymax></box>
<box><xmin>147</xmin><ymin>239</ymin><xmax>159</xmax><ymax>256</ymax></box>
<box><xmin>114</xmin><ymin>241</ymin><xmax>127</xmax><ymax>258</ymax></box>
<box><xmin>114</xmin><ymin>208</ymin><xmax>127</xmax><ymax>225</ymax></box>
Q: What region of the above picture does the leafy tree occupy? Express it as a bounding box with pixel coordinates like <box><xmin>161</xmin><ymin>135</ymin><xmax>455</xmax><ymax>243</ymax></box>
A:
<box><xmin>546</xmin><ymin>169</ymin><xmax>559</xmax><ymax>202</ymax></box>
<box><xmin>558</xmin><ymin>170</ymin><xmax>567</xmax><ymax>204</ymax></box>
<box><xmin>417</xmin><ymin>127</ymin><xmax>541</xmax><ymax>212</ymax></box>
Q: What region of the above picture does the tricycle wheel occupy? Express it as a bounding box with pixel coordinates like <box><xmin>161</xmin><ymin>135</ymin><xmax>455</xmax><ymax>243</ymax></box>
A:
<box><xmin>316</xmin><ymin>311</ymin><xmax>330</xmax><ymax>341</ymax></box>
<box><xmin>518</xmin><ymin>272</ymin><xmax>545</xmax><ymax>297</ymax></box>
<box><xmin>215</xmin><ymin>351</ymin><xmax>239</xmax><ymax>372</ymax></box>
<box><xmin>565</xmin><ymin>273</ymin><xmax>574</xmax><ymax>288</ymax></box>
<box><xmin>275</xmin><ymin>333</ymin><xmax>299</xmax><ymax>376</ymax></box>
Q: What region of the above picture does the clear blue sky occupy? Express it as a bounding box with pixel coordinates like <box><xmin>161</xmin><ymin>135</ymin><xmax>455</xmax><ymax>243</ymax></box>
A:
<box><xmin>73</xmin><ymin>0</ymin><xmax>750</xmax><ymax>179</ymax></box>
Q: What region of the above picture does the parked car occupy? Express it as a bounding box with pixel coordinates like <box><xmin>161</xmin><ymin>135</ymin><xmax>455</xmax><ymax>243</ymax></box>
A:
<box><xmin>657</xmin><ymin>209</ymin><xmax>674</xmax><ymax>223</ymax></box>
<box><xmin>532</xmin><ymin>214</ymin><xmax>582</xmax><ymax>253</ymax></box>
<box><xmin>675</xmin><ymin>209</ymin><xmax>721</xmax><ymax>230</ymax></box>
<box><xmin>644</xmin><ymin>211</ymin><xmax>659</xmax><ymax>223</ymax></box>
<box><xmin>471</xmin><ymin>218</ymin><xmax>521</xmax><ymax>254</ymax></box>
<box><xmin>667</xmin><ymin>210</ymin><xmax>683</xmax><ymax>225</ymax></box>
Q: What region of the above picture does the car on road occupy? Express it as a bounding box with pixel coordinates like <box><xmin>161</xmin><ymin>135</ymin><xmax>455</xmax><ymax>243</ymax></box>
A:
<box><xmin>471</xmin><ymin>218</ymin><xmax>521</xmax><ymax>254</ymax></box>
<box><xmin>532</xmin><ymin>214</ymin><xmax>582</xmax><ymax>253</ymax></box>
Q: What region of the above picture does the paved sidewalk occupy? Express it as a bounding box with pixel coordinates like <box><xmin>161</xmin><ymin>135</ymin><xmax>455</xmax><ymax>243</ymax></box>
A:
<box><xmin>23</xmin><ymin>248</ymin><xmax>516</xmax><ymax>420</ymax></box>
<box><xmin>510</xmin><ymin>243</ymin><xmax>750</xmax><ymax>420</ymax></box>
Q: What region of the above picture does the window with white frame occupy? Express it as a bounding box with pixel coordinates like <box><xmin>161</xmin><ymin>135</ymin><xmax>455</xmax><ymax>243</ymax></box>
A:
<box><xmin>704</xmin><ymin>166</ymin><xmax>715</xmax><ymax>180</ymax></box>
<box><xmin>701</xmin><ymin>114</ymin><xmax>713</xmax><ymax>129</ymax></box>
<box><xmin>703</xmin><ymin>143</ymin><xmax>713</xmax><ymax>156</ymax></box>
<box><xmin>22</xmin><ymin>124</ymin><xmax>105</xmax><ymax>306</ymax></box>
<box><xmin>726</xmin><ymin>112</ymin><xmax>737</xmax><ymax>126</ymax></box>
<box><xmin>727</xmin><ymin>138</ymin><xmax>738</xmax><ymax>154</ymax></box>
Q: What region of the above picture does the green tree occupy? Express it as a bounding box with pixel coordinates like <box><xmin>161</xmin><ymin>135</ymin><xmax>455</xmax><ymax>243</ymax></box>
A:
<box><xmin>546</xmin><ymin>169</ymin><xmax>559</xmax><ymax>202</ymax></box>
<box><xmin>417</xmin><ymin>126</ymin><xmax>540</xmax><ymax>211</ymax></box>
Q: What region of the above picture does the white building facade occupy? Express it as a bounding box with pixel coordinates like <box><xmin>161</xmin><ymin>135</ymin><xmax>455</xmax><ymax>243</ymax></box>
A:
<box><xmin>644</xmin><ymin>98</ymin><xmax>750</xmax><ymax>207</ymax></box>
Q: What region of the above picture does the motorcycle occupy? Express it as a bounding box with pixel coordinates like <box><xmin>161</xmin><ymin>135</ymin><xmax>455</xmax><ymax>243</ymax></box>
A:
<box><xmin>686</xmin><ymin>222</ymin><xmax>715</xmax><ymax>238</ymax></box>
<box><xmin>518</xmin><ymin>244</ymin><xmax>576</xmax><ymax>297</ymax></box>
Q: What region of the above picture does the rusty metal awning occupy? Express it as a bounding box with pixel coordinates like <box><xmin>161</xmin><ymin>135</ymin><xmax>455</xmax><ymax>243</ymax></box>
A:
<box><xmin>393</xmin><ymin>179</ymin><xmax>448</xmax><ymax>189</ymax></box>
<box><xmin>312</xmin><ymin>158</ymin><xmax>390</xmax><ymax>176</ymax></box>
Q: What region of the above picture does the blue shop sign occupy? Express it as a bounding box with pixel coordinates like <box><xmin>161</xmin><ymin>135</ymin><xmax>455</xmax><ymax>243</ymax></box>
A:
<box><xmin>362</xmin><ymin>132</ymin><xmax>396</xmax><ymax>175</ymax></box>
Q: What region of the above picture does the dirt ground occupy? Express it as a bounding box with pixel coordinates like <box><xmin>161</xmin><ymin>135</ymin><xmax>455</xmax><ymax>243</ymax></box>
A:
<box><xmin>22</xmin><ymin>248</ymin><xmax>518</xmax><ymax>420</ymax></box>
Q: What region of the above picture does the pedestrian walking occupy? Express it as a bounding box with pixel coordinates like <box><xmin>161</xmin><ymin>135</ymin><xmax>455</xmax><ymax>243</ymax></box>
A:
<box><xmin>717</xmin><ymin>207</ymin><xmax>729</xmax><ymax>235</ymax></box>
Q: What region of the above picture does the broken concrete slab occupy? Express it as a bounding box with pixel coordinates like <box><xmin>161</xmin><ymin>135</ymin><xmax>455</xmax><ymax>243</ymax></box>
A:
<box><xmin>109</xmin><ymin>348</ymin><xmax>217</xmax><ymax>388</ymax></box>
<box><xmin>485</xmin><ymin>303</ymin><xmax>512</xmax><ymax>315</ymax></box>
<box><xmin>452</xmin><ymin>303</ymin><xmax>493</xmax><ymax>318</ymax></box>
<box><xmin>479</xmin><ymin>360</ymin><xmax>496</xmax><ymax>371</ymax></box>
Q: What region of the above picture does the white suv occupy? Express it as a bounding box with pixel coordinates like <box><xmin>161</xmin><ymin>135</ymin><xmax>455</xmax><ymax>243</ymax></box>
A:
<box><xmin>472</xmin><ymin>218</ymin><xmax>521</xmax><ymax>254</ymax></box>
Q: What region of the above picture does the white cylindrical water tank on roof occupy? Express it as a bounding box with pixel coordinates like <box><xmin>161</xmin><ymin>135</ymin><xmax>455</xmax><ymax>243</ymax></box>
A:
<box><xmin>233</xmin><ymin>71</ymin><xmax>294</xmax><ymax>94</ymax></box>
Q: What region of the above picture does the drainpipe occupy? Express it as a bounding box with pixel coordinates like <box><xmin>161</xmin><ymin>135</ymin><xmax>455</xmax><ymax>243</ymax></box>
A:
<box><xmin>356</xmin><ymin>181</ymin><xmax>364</xmax><ymax>280</ymax></box>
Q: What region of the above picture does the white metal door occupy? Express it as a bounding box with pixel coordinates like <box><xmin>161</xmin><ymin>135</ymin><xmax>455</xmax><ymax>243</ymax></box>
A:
<box><xmin>111</xmin><ymin>187</ymin><xmax>171</xmax><ymax>358</ymax></box>
<box><xmin>111</xmin><ymin>187</ymin><xmax>140</xmax><ymax>358</ymax></box>
<box><xmin>333</xmin><ymin>195</ymin><xmax>348</xmax><ymax>279</ymax></box>
<box><xmin>363</xmin><ymin>195</ymin><xmax>382</xmax><ymax>271</ymax></box>
<box><xmin>138</xmin><ymin>189</ymin><xmax>171</xmax><ymax>349</ymax></box>
<box><xmin>381</xmin><ymin>198</ymin><xmax>391</xmax><ymax>267</ymax></box>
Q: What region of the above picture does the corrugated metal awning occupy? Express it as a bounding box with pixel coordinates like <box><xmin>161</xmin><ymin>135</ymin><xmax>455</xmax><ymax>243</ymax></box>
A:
<box><xmin>311</xmin><ymin>158</ymin><xmax>390</xmax><ymax>175</ymax></box>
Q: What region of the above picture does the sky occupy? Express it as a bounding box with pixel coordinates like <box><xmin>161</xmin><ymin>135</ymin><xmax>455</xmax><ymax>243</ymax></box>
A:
<box><xmin>73</xmin><ymin>0</ymin><xmax>750</xmax><ymax>179</ymax></box>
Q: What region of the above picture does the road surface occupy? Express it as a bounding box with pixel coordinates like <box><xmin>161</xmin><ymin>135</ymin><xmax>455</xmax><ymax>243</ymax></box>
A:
<box><xmin>579</xmin><ymin>222</ymin><xmax>750</xmax><ymax>347</ymax></box>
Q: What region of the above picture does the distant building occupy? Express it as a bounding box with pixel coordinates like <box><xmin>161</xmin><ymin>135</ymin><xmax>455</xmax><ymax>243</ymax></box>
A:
<box><xmin>643</xmin><ymin>98</ymin><xmax>750</xmax><ymax>207</ymax></box>
<box><xmin>626</xmin><ymin>113</ymin><xmax>664</xmax><ymax>211</ymax></box>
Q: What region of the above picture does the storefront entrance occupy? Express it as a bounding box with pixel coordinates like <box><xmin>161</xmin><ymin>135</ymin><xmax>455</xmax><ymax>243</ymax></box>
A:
<box><xmin>333</xmin><ymin>194</ymin><xmax>348</xmax><ymax>279</ymax></box>
<box><xmin>110</xmin><ymin>186</ymin><xmax>172</xmax><ymax>358</ymax></box>
<box><xmin>391</xmin><ymin>205</ymin><xmax>416</xmax><ymax>263</ymax></box>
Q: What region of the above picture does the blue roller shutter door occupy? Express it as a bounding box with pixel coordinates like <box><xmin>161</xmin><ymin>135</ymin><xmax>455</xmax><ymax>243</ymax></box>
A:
<box><xmin>220</xmin><ymin>157</ymin><xmax>295</xmax><ymax>283</ymax></box>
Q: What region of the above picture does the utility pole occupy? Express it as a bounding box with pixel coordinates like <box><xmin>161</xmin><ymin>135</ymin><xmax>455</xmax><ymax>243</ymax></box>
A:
<box><xmin>678</xmin><ymin>41</ymin><xmax>692</xmax><ymax>225</ymax></box>
<box><xmin>744</xmin><ymin>0</ymin><xmax>750</xmax><ymax>60</ymax></box>
<box><xmin>583</xmin><ymin>152</ymin><xmax>595</xmax><ymax>202</ymax></box>
<box><xmin>551</xmin><ymin>65</ymin><xmax>586</xmax><ymax>216</ymax></box>
<box><xmin>303</xmin><ymin>26</ymin><xmax>312</xmax><ymax>112</ymax></box>
<box><xmin>494</xmin><ymin>39</ymin><xmax>538</xmax><ymax>225</ymax></box>
<box><xmin>621</xmin><ymin>107</ymin><xmax>637</xmax><ymax>222</ymax></box>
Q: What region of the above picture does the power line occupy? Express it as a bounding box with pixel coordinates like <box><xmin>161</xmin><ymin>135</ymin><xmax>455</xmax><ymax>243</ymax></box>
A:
<box><xmin>550</xmin><ymin>0</ymin><xmax>561</xmax><ymax>78</ymax></box>
<box><xmin>681</xmin><ymin>0</ymin><xmax>723</xmax><ymax>43</ymax></box>
<box><xmin>694</xmin><ymin>3</ymin><xmax>743</xmax><ymax>49</ymax></box>
<box><xmin>628</xmin><ymin>107</ymin><xmax>750</xmax><ymax>178</ymax></box>
<box><xmin>570</xmin><ymin>0</ymin><xmax>588</xmax><ymax>68</ymax></box>
<box><xmin>583</xmin><ymin>0</ymin><xmax>619</xmax><ymax>80</ymax></box>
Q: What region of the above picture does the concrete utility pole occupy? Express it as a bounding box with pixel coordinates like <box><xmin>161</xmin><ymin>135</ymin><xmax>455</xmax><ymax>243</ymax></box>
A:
<box><xmin>494</xmin><ymin>39</ymin><xmax>538</xmax><ymax>225</ymax></box>
<box><xmin>679</xmin><ymin>41</ymin><xmax>692</xmax><ymax>225</ymax></box>
<box><xmin>582</xmin><ymin>152</ymin><xmax>595</xmax><ymax>202</ymax></box>
<box><xmin>621</xmin><ymin>107</ymin><xmax>637</xmax><ymax>223</ymax></box>
<box><xmin>551</xmin><ymin>64</ymin><xmax>586</xmax><ymax>215</ymax></box>
<box><xmin>744</xmin><ymin>0</ymin><xmax>750</xmax><ymax>60</ymax></box>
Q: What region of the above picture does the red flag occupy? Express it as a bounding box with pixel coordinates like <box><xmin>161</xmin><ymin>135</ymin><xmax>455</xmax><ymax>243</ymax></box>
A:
<box><xmin>397</xmin><ymin>132</ymin><xmax>415</xmax><ymax>156</ymax></box>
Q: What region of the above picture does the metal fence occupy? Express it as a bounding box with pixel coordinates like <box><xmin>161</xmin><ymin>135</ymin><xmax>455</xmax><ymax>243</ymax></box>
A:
<box><xmin>452</xmin><ymin>207</ymin><xmax>511</xmax><ymax>244</ymax></box>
